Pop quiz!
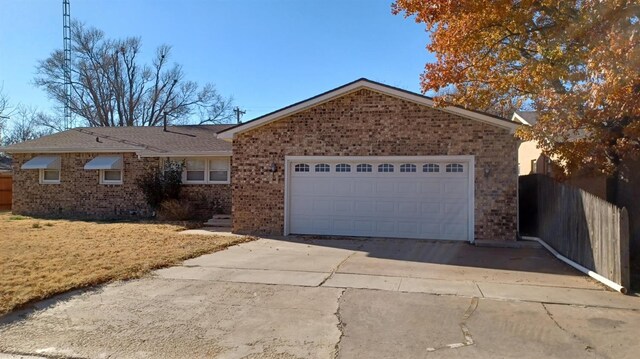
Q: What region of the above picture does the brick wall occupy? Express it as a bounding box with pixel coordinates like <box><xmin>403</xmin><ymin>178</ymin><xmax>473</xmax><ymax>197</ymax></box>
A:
<box><xmin>11</xmin><ymin>153</ymin><xmax>231</xmax><ymax>219</ymax></box>
<box><xmin>231</xmin><ymin>89</ymin><xmax>518</xmax><ymax>240</ymax></box>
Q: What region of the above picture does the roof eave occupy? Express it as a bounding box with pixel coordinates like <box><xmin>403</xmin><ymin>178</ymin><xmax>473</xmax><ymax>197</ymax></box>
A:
<box><xmin>136</xmin><ymin>151</ymin><xmax>232</xmax><ymax>157</ymax></box>
<box><xmin>218</xmin><ymin>79</ymin><xmax>520</xmax><ymax>139</ymax></box>
<box><xmin>0</xmin><ymin>148</ymin><xmax>141</xmax><ymax>154</ymax></box>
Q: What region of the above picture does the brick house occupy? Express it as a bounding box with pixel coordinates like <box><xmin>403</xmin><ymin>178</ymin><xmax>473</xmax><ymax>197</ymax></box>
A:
<box><xmin>2</xmin><ymin>125</ymin><xmax>232</xmax><ymax>218</ymax></box>
<box><xmin>1</xmin><ymin>79</ymin><xmax>521</xmax><ymax>241</ymax></box>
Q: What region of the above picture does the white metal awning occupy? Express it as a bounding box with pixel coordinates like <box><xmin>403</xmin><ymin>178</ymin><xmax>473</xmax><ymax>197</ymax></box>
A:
<box><xmin>21</xmin><ymin>156</ymin><xmax>61</xmax><ymax>170</ymax></box>
<box><xmin>84</xmin><ymin>156</ymin><xmax>123</xmax><ymax>170</ymax></box>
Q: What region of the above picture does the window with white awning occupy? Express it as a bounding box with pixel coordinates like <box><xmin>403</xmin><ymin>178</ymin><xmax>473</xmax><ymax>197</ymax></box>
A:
<box><xmin>21</xmin><ymin>156</ymin><xmax>61</xmax><ymax>170</ymax></box>
<box><xmin>21</xmin><ymin>156</ymin><xmax>62</xmax><ymax>184</ymax></box>
<box><xmin>84</xmin><ymin>156</ymin><xmax>124</xmax><ymax>185</ymax></box>
<box><xmin>84</xmin><ymin>156</ymin><xmax>123</xmax><ymax>170</ymax></box>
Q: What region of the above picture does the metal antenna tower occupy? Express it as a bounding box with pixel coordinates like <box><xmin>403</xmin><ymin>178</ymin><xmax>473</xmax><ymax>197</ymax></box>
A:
<box><xmin>63</xmin><ymin>0</ymin><xmax>72</xmax><ymax>129</ymax></box>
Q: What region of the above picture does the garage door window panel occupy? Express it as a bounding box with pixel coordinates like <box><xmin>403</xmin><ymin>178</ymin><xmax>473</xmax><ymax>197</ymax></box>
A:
<box><xmin>446</xmin><ymin>163</ymin><xmax>464</xmax><ymax>173</ymax></box>
<box><xmin>400</xmin><ymin>164</ymin><xmax>416</xmax><ymax>173</ymax></box>
<box><xmin>315</xmin><ymin>164</ymin><xmax>330</xmax><ymax>172</ymax></box>
<box><xmin>336</xmin><ymin>164</ymin><xmax>351</xmax><ymax>172</ymax></box>
<box><xmin>423</xmin><ymin>163</ymin><xmax>440</xmax><ymax>173</ymax></box>
<box><xmin>356</xmin><ymin>164</ymin><xmax>372</xmax><ymax>173</ymax></box>
<box><xmin>378</xmin><ymin>164</ymin><xmax>394</xmax><ymax>173</ymax></box>
<box><xmin>294</xmin><ymin>164</ymin><xmax>310</xmax><ymax>172</ymax></box>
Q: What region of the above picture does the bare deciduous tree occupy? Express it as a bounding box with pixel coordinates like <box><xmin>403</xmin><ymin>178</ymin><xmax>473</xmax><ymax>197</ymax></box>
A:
<box><xmin>1</xmin><ymin>106</ymin><xmax>53</xmax><ymax>146</ymax></box>
<box><xmin>35</xmin><ymin>21</ymin><xmax>234</xmax><ymax>127</ymax></box>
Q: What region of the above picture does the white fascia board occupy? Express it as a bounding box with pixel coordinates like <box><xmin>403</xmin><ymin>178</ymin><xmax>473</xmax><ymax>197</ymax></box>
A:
<box><xmin>2</xmin><ymin>148</ymin><xmax>140</xmax><ymax>154</ymax></box>
<box><xmin>219</xmin><ymin>79</ymin><xmax>520</xmax><ymax>139</ymax></box>
<box><xmin>136</xmin><ymin>151</ymin><xmax>232</xmax><ymax>158</ymax></box>
<box><xmin>218</xmin><ymin>81</ymin><xmax>367</xmax><ymax>140</ymax></box>
<box><xmin>511</xmin><ymin>112</ymin><xmax>530</xmax><ymax>125</ymax></box>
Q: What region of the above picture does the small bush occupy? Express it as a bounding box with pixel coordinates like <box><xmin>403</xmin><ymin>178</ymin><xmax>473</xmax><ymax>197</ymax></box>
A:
<box><xmin>157</xmin><ymin>199</ymin><xmax>193</xmax><ymax>221</ymax></box>
<box><xmin>32</xmin><ymin>222</ymin><xmax>41</xmax><ymax>229</ymax></box>
<box><xmin>137</xmin><ymin>160</ymin><xmax>184</xmax><ymax>210</ymax></box>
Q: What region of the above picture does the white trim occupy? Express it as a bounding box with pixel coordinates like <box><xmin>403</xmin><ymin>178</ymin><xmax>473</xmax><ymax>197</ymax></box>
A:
<box><xmin>284</xmin><ymin>155</ymin><xmax>476</xmax><ymax>242</ymax></box>
<box><xmin>39</xmin><ymin>169</ymin><xmax>61</xmax><ymax>184</ymax></box>
<box><xmin>5</xmin><ymin>148</ymin><xmax>140</xmax><ymax>154</ymax></box>
<box><xmin>181</xmin><ymin>156</ymin><xmax>231</xmax><ymax>185</ymax></box>
<box><xmin>511</xmin><ymin>112</ymin><xmax>531</xmax><ymax>126</ymax></box>
<box><xmin>2</xmin><ymin>148</ymin><xmax>232</xmax><ymax>157</ymax></box>
<box><xmin>219</xmin><ymin>79</ymin><xmax>519</xmax><ymax>140</ymax></box>
<box><xmin>138</xmin><ymin>151</ymin><xmax>232</xmax><ymax>158</ymax></box>
<box><xmin>99</xmin><ymin>169</ymin><xmax>123</xmax><ymax>185</ymax></box>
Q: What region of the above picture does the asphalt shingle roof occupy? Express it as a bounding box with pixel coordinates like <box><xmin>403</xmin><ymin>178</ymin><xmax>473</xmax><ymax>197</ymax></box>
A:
<box><xmin>0</xmin><ymin>125</ymin><xmax>233</xmax><ymax>156</ymax></box>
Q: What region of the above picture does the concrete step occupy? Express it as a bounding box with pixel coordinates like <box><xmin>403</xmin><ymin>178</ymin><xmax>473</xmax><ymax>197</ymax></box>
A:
<box><xmin>204</xmin><ymin>215</ymin><xmax>232</xmax><ymax>227</ymax></box>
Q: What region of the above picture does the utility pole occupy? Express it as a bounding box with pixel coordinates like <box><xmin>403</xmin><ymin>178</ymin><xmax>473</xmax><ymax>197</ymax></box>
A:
<box><xmin>233</xmin><ymin>107</ymin><xmax>246</xmax><ymax>124</ymax></box>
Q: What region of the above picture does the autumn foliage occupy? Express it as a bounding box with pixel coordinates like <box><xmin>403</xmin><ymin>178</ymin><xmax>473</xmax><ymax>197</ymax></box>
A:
<box><xmin>393</xmin><ymin>0</ymin><xmax>639</xmax><ymax>175</ymax></box>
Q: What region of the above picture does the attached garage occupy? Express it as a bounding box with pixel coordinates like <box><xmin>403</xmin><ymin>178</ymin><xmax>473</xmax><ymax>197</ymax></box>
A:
<box><xmin>220</xmin><ymin>78</ymin><xmax>520</xmax><ymax>242</ymax></box>
<box><xmin>286</xmin><ymin>156</ymin><xmax>474</xmax><ymax>241</ymax></box>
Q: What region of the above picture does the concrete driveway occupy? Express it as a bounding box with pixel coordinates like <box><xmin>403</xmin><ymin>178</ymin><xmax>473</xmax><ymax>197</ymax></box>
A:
<box><xmin>1</xmin><ymin>237</ymin><xmax>639</xmax><ymax>359</ymax></box>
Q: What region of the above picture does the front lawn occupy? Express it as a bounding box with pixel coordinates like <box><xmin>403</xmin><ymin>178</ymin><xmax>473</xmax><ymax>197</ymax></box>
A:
<box><xmin>0</xmin><ymin>212</ymin><xmax>252</xmax><ymax>316</ymax></box>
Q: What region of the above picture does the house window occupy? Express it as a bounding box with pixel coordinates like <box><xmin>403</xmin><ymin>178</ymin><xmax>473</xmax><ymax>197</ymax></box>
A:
<box><xmin>294</xmin><ymin>163</ymin><xmax>310</xmax><ymax>172</ymax></box>
<box><xmin>400</xmin><ymin>164</ymin><xmax>416</xmax><ymax>173</ymax></box>
<box><xmin>315</xmin><ymin>164</ymin><xmax>330</xmax><ymax>172</ymax></box>
<box><xmin>446</xmin><ymin>163</ymin><xmax>464</xmax><ymax>173</ymax></box>
<box><xmin>378</xmin><ymin>163</ymin><xmax>394</xmax><ymax>173</ymax></box>
<box><xmin>209</xmin><ymin>158</ymin><xmax>230</xmax><ymax>183</ymax></box>
<box><xmin>356</xmin><ymin>164</ymin><xmax>372</xmax><ymax>172</ymax></box>
<box><xmin>423</xmin><ymin>163</ymin><xmax>440</xmax><ymax>173</ymax></box>
<box><xmin>185</xmin><ymin>159</ymin><xmax>206</xmax><ymax>181</ymax></box>
<box><xmin>336</xmin><ymin>163</ymin><xmax>351</xmax><ymax>172</ymax></box>
<box><xmin>100</xmin><ymin>169</ymin><xmax>123</xmax><ymax>185</ymax></box>
<box><xmin>182</xmin><ymin>157</ymin><xmax>230</xmax><ymax>184</ymax></box>
<box><xmin>530</xmin><ymin>159</ymin><xmax>537</xmax><ymax>174</ymax></box>
<box><xmin>40</xmin><ymin>169</ymin><xmax>60</xmax><ymax>184</ymax></box>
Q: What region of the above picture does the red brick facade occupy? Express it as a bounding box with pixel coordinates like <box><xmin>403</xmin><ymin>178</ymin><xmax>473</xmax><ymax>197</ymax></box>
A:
<box><xmin>11</xmin><ymin>153</ymin><xmax>231</xmax><ymax>219</ymax></box>
<box><xmin>231</xmin><ymin>89</ymin><xmax>518</xmax><ymax>240</ymax></box>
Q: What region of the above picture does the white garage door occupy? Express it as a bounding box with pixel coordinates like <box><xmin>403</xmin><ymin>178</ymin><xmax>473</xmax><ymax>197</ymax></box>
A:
<box><xmin>286</xmin><ymin>156</ymin><xmax>474</xmax><ymax>241</ymax></box>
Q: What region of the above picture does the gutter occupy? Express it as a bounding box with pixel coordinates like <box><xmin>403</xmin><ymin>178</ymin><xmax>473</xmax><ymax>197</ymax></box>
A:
<box><xmin>521</xmin><ymin>236</ymin><xmax>627</xmax><ymax>294</ymax></box>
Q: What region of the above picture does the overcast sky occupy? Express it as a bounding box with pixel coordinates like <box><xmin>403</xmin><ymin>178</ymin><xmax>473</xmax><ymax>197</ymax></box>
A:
<box><xmin>0</xmin><ymin>0</ymin><xmax>433</xmax><ymax>121</ymax></box>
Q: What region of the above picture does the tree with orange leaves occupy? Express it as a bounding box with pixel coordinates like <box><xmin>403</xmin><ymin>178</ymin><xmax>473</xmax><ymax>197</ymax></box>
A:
<box><xmin>393</xmin><ymin>0</ymin><xmax>639</xmax><ymax>180</ymax></box>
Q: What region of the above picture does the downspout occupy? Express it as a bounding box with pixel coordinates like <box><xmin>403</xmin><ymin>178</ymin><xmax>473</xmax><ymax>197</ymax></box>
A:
<box><xmin>521</xmin><ymin>236</ymin><xmax>627</xmax><ymax>294</ymax></box>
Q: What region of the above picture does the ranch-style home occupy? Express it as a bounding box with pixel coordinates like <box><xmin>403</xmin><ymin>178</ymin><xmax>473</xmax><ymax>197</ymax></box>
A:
<box><xmin>0</xmin><ymin>78</ymin><xmax>521</xmax><ymax>242</ymax></box>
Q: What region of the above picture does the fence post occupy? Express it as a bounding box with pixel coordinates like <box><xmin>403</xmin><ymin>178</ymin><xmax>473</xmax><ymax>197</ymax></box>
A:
<box><xmin>620</xmin><ymin>207</ymin><xmax>630</xmax><ymax>289</ymax></box>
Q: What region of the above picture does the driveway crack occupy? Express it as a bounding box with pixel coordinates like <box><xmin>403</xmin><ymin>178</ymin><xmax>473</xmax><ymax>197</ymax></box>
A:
<box><xmin>541</xmin><ymin>303</ymin><xmax>600</xmax><ymax>357</ymax></box>
<box><xmin>426</xmin><ymin>297</ymin><xmax>478</xmax><ymax>352</ymax></box>
<box><xmin>319</xmin><ymin>249</ymin><xmax>360</xmax><ymax>287</ymax></box>
<box><xmin>333</xmin><ymin>288</ymin><xmax>347</xmax><ymax>359</ymax></box>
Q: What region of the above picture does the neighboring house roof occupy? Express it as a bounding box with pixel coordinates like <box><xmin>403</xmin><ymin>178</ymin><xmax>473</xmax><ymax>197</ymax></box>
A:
<box><xmin>218</xmin><ymin>78</ymin><xmax>521</xmax><ymax>140</ymax></box>
<box><xmin>512</xmin><ymin>111</ymin><xmax>538</xmax><ymax>126</ymax></box>
<box><xmin>0</xmin><ymin>125</ymin><xmax>233</xmax><ymax>156</ymax></box>
<box><xmin>0</xmin><ymin>155</ymin><xmax>11</xmax><ymax>172</ymax></box>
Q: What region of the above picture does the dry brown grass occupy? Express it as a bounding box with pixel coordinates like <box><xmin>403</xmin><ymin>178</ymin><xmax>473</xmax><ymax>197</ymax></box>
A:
<box><xmin>0</xmin><ymin>212</ymin><xmax>253</xmax><ymax>316</ymax></box>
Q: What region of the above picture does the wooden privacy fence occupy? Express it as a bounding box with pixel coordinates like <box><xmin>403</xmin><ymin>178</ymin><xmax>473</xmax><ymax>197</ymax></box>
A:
<box><xmin>0</xmin><ymin>175</ymin><xmax>11</xmax><ymax>211</ymax></box>
<box><xmin>519</xmin><ymin>174</ymin><xmax>630</xmax><ymax>289</ymax></box>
